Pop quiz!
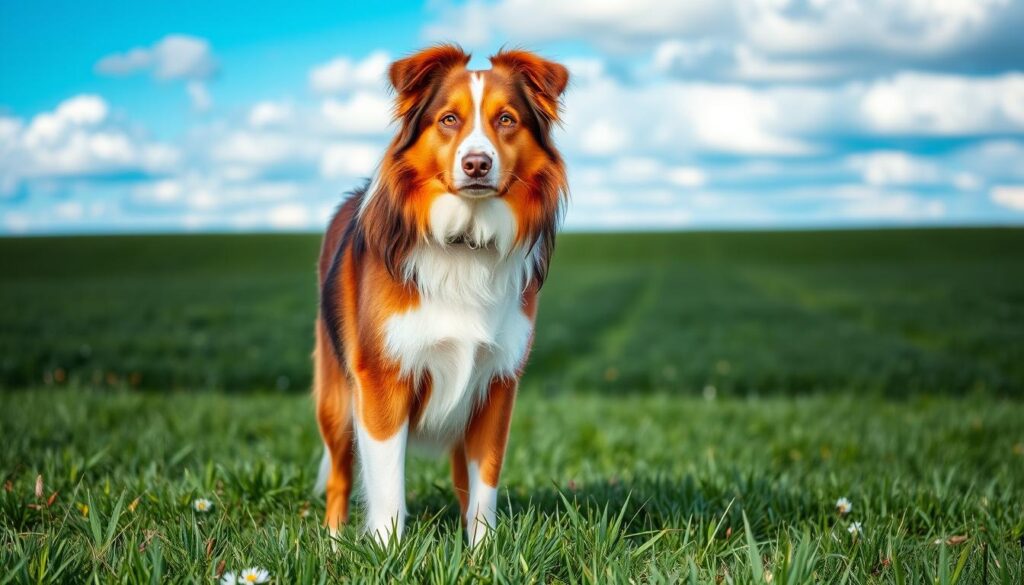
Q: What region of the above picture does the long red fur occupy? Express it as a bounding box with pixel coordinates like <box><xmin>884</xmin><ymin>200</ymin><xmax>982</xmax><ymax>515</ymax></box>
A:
<box><xmin>314</xmin><ymin>44</ymin><xmax>569</xmax><ymax>532</ymax></box>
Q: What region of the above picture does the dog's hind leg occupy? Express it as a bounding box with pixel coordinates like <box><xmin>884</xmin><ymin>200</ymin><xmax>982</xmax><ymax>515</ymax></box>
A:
<box><xmin>314</xmin><ymin>318</ymin><xmax>355</xmax><ymax>540</ymax></box>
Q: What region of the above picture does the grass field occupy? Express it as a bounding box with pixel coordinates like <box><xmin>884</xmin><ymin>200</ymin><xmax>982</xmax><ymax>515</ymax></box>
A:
<box><xmin>2</xmin><ymin>229</ymin><xmax>1023</xmax><ymax>582</ymax></box>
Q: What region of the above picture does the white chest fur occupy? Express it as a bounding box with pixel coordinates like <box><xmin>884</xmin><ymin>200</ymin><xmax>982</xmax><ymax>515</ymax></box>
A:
<box><xmin>382</xmin><ymin>195</ymin><xmax>533</xmax><ymax>440</ymax></box>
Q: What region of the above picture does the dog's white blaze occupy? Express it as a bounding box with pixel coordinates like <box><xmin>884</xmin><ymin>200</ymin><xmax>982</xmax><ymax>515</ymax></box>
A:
<box><xmin>453</xmin><ymin>73</ymin><xmax>500</xmax><ymax>184</ymax></box>
<box><xmin>465</xmin><ymin>460</ymin><xmax>498</xmax><ymax>547</ymax></box>
<box><xmin>384</xmin><ymin>196</ymin><xmax>530</xmax><ymax>440</ymax></box>
<box><xmin>354</xmin><ymin>417</ymin><xmax>408</xmax><ymax>544</ymax></box>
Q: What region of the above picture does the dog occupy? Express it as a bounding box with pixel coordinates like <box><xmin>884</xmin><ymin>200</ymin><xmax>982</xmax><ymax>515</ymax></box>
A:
<box><xmin>312</xmin><ymin>45</ymin><xmax>568</xmax><ymax>547</ymax></box>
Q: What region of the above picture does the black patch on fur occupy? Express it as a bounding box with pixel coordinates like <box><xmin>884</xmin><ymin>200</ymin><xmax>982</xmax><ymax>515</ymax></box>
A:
<box><xmin>320</xmin><ymin>181</ymin><xmax>369</xmax><ymax>361</ymax></box>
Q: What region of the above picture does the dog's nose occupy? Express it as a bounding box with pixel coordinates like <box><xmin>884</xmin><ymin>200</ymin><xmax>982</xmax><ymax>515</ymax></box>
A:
<box><xmin>461</xmin><ymin>153</ymin><xmax>492</xmax><ymax>179</ymax></box>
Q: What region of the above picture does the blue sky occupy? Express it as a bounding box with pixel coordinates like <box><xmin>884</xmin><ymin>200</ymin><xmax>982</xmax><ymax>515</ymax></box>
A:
<box><xmin>2</xmin><ymin>0</ymin><xmax>1024</xmax><ymax>234</ymax></box>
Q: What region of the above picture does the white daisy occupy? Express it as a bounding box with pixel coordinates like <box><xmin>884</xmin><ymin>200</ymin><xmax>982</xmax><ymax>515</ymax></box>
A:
<box><xmin>238</xmin><ymin>567</ymin><xmax>270</xmax><ymax>584</ymax></box>
<box><xmin>219</xmin><ymin>572</ymin><xmax>236</xmax><ymax>585</ymax></box>
<box><xmin>193</xmin><ymin>498</ymin><xmax>213</xmax><ymax>513</ymax></box>
<box><xmin>848</xmin><ymin>521</ymin><xmax>863</xmax><ymax>537</ymax></box>
<box><xmin>835</xmin><ymin>497</ymin><xmax>852</xmax><ymax>515</ymax></box>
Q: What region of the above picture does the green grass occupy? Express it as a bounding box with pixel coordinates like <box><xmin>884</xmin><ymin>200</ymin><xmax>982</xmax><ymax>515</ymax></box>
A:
<box><xmin>1</xmin><ymin>229</ymin><xmax>1022</xmax><ymax>395</ymax></box>
<box><xmin>1</xmin><ymin>228</ymin><xmax>1024</xmax><ymax>582</ymax></box>
<box><xmin>2</xmin><ymin>390</ymin><xmax>1023</xmax><ymax>583</ymax></box>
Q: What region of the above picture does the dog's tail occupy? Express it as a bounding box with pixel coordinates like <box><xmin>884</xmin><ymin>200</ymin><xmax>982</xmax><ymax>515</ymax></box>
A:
<box><xmin>313</xmin><ymin>445</ymin><xmax>330</xmax><ymax>496</ymax></box>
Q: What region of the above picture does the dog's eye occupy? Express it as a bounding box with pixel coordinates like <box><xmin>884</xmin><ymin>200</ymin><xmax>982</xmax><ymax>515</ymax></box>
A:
<box><xmin>441</xmin><ymin>114</ymin><xmax>459</xmax><ymax>127</ymax></box>
<box><xmin>498</xmin><ymin>114</ymin><xmax>516</xmax><ymax>127</ymax></box>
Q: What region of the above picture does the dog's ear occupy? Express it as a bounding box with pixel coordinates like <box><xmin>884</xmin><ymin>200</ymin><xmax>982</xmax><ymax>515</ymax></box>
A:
<box><xmin>389</xmin><ymin>44</ymin><xmax>470</xmax><ymax>151</ymax></box>
<box><xmin>490</xmin><ymin>50</ymin><xmax>568</xmax><ymax>123</ymax></box>
<box><xmin>490</xmin><ymin>49</ymin><xmax>568</xmax><ymax>153</ymax></box>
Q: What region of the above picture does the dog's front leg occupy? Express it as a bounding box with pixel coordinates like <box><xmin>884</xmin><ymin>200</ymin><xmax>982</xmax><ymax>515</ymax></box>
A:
<box><xmin>354</xmin><ymin>375</ymin><xmax>413</xmax><ymax>545</ymax></box>
<box><xmin>461</xmin><ymin>377</ymin><xmax>517</xmax><ymax>547</ymax></box>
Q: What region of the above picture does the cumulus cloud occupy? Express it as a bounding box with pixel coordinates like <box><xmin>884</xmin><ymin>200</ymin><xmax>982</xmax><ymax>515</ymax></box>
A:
<box><xmin>210</xmin><ymin>131</ymin><xmax>302</xmax><ymax>167</ymax></box>
<box><xmin>847</xmin><ymin>151</ymin><xmax>942</xmax><ymax>186</ymax></box>
<box><xmin>95</xmin><ymin>35</ymin><xmax>218</xmax><ymax>80</ymax></box>
<box><xmin>836</xmin><ymin>189</ymin><xmax>946</xmax><ymax>221</ymax></box>
<box><xmin>860</xmin><ymin>73</ymin><xmax>1024</xmax><ymax>135</ymax></box>
<box><xmin>577</xmin><ymin>120</ymin><xmax>629</xmax><ymax>156</ymax></box>
<box><xmin>428</xmin><ymin>0</ymin><xmax>1024</xmax><ymax>80</ymax></box>
<box><xmin>8</xmin><ymin>27</ymin><xmax>1024</xmax><ymax>234</ymax></box>
<box><xmin>426</xmin><ymin>0</ymin><xmax>731</xmax><ymax>51</ymax></box>
<box><xmin>321</xmin><ymin>92</ymin><xmax>393</xmax><ymax>135</ymax></box>
<box><xmin>320</xmin><ymin>143</ymin><xmax>380</xmax><ymax>179</ymax></box>
<box><xmin>96</xmin><ymin>35</ymin><xmax>219</xmax><ymax>110</ymax></box>
<box><xmin>1</xmin><ymin>95</ymin><xmax>179</xmax><ymax>186</ymax></box>
<box><xmin>990</xmin><ymin>186</ymin><xmax>1024</xmax><ymax>211</ymax></box>
<box><xmin>563</xmin><ymin>65</ymin><xmax>1024</xmax><ymax>163</ymax></box>
<box><xmin>267</xmin><ymin>203</ymin><xmax>312</xmax><ymax>229</ymax></box>
<box><xmin>248</xmin><ymin>101</ymin><xmax>294</xmax><ymax>128</ymax></box>
<box><xmin>563</xmin><ymin>67</ymin><xmax>821</xmax><ymax>157</ymax></box>
<box><xmin>309</xmin><ymin>51</ymin><xmax>391</xmax><ymax>95</ymax></box>
<box><xmin>576</xmin><ymin>158</ymin><xmax>707</xmax><ymax>188</ymax></box>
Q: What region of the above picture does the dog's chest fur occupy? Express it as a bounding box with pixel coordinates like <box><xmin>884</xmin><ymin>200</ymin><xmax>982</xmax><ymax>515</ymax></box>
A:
<box><xmin>381</xmin><ymin>195</ymin><xmax>533</xmax><ymax>441</ymax></box>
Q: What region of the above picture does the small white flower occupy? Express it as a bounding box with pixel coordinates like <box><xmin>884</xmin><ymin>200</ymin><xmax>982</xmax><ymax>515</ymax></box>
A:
<box><xmin>835</xmin><ymin>497</ymin><xmax>852</xmax><ymax>515</ymax></box>
<box><xmin>219</xmin><ymin>572</ymin><xmax>236</xmax><ymax>585</ymax></box>
<box><xmin>238</xmin><ymin>567</ymin><xmax>270</xmax><ymax>584</ymax></box>
<box><xmin>848</xmin><ymin>521</ymin><xmax>863</xmax><ymax>537</ymax></box>
<box><xmin>193</xmin><ymin>498</ymin><xmax>213</xmax><ymax>513</ymax></box>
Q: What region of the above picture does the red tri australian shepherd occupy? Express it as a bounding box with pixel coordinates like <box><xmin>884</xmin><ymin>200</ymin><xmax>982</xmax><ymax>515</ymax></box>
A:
<box><xmin>313</xmin><ymin>45</ymin><xmax>568</xmax><ymax>547</ymax></box>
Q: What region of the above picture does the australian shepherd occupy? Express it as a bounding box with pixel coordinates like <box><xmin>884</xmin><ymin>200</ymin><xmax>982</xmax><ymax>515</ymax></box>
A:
<box><xmin>312</xmin><ymin>45</ymin><xmax>569</xmax><ymax>547</ymax></box>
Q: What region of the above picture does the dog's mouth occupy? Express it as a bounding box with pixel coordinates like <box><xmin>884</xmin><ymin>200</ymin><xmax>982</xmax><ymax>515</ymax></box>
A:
<box><xmin>455</xmin><ymin>182</ymin><xmax>500</xmax><ymax>198</ymax></box>
<box><xmin>444</xmin><ymin>234</ymin><xmax>493</xmax><ymax>250</ymax></box>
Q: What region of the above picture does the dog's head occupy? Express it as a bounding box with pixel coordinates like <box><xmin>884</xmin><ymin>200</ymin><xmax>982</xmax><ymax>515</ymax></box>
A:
<box><xmin>358</xmin><ymin>45</ymin><xmax>569</xmax><ymax>282</ymax></box>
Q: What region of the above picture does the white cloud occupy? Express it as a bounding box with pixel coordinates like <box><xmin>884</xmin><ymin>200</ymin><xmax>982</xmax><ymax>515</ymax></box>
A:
<box><xmin>134</xmin><ymin>179</ymin><xmax>183</xmax><ymax>204</ymax></box>
<box><xmin>740</xmin><ymin>0</ymin><xmax>1014</xmax><ymax>60</ymax></box>
<box><xmin>580</xmin><ymin>157</ymin><xmax>707</xmax><ymax>188</ymax></box>
<box><xmin>268</xmin><ymin>203</ymin><xmax>311</xmax><ymax>229</ymax></box>
<box><xmin>952</xmin><ymin>173</ymin><xmax>981</xmax><ymax>191</ymax></box>
<box><xmin>320</xmin><ymin>92</ymin><xmax>393</xmax><ymax>135</ymax></box>
<box><xmin>309</xmin><ymin>51</ymin><xmax>390</xmax><ymax>95</ymax></box>
<box><xmin>990</xmin><ymin>185</ymin><xmax>1024</xmax><ymax>211</ymax></box>
<box><xmin>426</xmin><ymin>0</ymin><xmax>732</xmax><ymax>50</ymax></box>
<box><xmin>320</xmin><ymin>143</ymin><xmax>380</xmax><ymax>179</ymax></box>
<box><xmin>684</xmin><ymin>85</ymin><xmax>815</xmax><ymax>155</ymax></box>
<box><xmin>563</xmin><ymin>72</ymin><xmax>822</xmax><ymax>157</ymax></box>
<box><xmin>578</xmin><ymin>120</ymin><xmax>629</xmax><ymax>156</ymax></box>
<box><xmin>654</xmin><ymin>40</ymin><xmax>844</xmax><ymax>82</ymax></box>
<box><xmin>562</xmin><ymin>57</ymin><xmax>606</xmax><ymax>85</ymax></box>
<box><xmin>831</xmin><ymin>185</ymin><xmax>946</xmax><ymax>220</ymax></box>
<box><xmin>1</xmin><ymin>95</ymin><xmax>180</xmax><ymax>183</ymax></box>
<box><xmin>571</xmin><ymin>207</ymin><xmax>693</xmax><ymax>229</ymax></box>
<box><xmin>847</xmin><ymin>151</ymin><xmax>941</xmax><ymax>186</ymax></box>
<box><xmin>564</xmin><ymin>66</ymin><xmax>1024</xmax><ymax>164</ymax></box>
<box><xmin>211</xmin><ymin>131</ymin><xmax>309</xmax><ymax>167</ymax></box>
<box><xmin>23</xmin><ymin>95</ymin><xmax>108</xmax><ymax>147</ymax></box>
<box><xmin>3</xmin><ymin>211</ymin><xmax>31</xmax><ymax>233</ymax></box>
<box><xmin>611</xmin><ymin>157</ymin><xmax>662</xmax><ymax>183</ymax></box>
<box><xmin>249</xmin><ymin>101</ymin><xmax>294</xmax><ymax>128</ymax></box>
<box><xmin>860</xmin><ymin>72</ymin><xmax>1024</xmax><ymax>135</ymax></box>
<box><xmin>667</xmin><ymin>167</ymin><xmax>707</xmax><ymax>188</ymax></box>
<box><xmin>54</xmin><ymin>201</ymin><xmax>84</xmax><ymax>220</ymax></box>
<box><xmin>96</xmin><ymin>35</ymin><xmax>218</xmax><ymax>80</ymax></box>
<box><xmin>96</xmin><ymin>35</ymin><xmax>219</xmax><ymax>110</ymax></box>
<box><xmin>133</xmin><ymin>175</ymin><xmax>304</xmax><ymax>212</ymax></box>
<box><xmin>427</xmin><ymin>0</ymin><xmax>1024</xmax><ymax>79</ymax></box>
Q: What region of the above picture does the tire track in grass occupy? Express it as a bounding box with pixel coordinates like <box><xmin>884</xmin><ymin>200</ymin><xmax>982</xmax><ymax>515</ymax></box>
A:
<box><xmin>561</xmin><ymin>266</ymin><xmax>665</xmax><ymax>391</ymax></box>
<box><xmin>733</xmin><ymin>265</ymin><xmax>1015</xmax><ymax>393</ymax></box>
